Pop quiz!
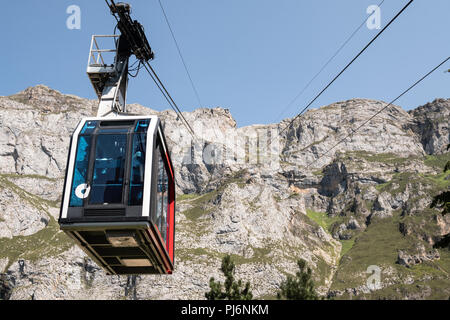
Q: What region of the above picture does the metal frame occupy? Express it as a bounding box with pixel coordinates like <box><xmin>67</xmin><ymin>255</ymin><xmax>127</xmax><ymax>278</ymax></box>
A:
<box><xmin>86</xmin><ymin>35</ymin><xmax>129</xmax><ymax>116</ymax></box>
<box><xmin>87</xmin><ymin>35</ymin><xmax>119</xmax><ymax>72</ymax></box>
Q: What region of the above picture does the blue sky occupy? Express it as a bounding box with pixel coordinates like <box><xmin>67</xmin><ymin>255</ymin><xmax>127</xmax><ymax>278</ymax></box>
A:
<box><xmin>0</xmin><ymin>0</ymin><xmax>449</xmax><ymax>127</ymax></box>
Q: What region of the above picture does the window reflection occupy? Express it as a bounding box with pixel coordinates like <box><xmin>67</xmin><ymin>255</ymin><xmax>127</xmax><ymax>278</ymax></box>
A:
<box><xmin>70</xmin><ymin>135</ymin><xmax>91</xmax><ymax>207</ymax></box>
<box><xmin>155</xmin><ymin>146</ymin><xmax>169</xmax><ymax>243</ymax></box>
<box><xmin>129</xmin><ymin>133</ymin><xmax>146</xmax><ymax>205</ymax></box>
<box><xmin>90</xmin><ymin>134</ymin><xmax>127</xmax><ymax>204</ymax></box>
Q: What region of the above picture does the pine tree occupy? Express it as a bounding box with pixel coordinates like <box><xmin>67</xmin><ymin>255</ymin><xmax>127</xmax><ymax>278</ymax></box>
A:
<box><xmin>205</xmin><ymin>255</ymin><xmax>253</xmax><ymax>300</ymax></box>
<box><xmin>277</xmin><ymin>259</ymin><xmax>319</xmax><ymax>300</ymax></box>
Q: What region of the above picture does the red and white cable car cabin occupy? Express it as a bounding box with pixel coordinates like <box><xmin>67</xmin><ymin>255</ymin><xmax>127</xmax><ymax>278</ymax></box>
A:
<box><xmin>58</xmin><ymin>116</ymin><xmax>175</xmax><ymax>275</ymax></box>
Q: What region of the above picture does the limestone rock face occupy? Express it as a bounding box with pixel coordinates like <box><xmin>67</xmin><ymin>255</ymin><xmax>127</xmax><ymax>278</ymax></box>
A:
<box><xmin>281</xmin><ymin>99</ymin><xmax>426</xmax><ymax>169</ymax></box>
<box><xmin>408</xmin><ymin>99</ymin><xmax>450</xmax><ymax>155</ymax></box>
<box><xmin>0</xmin><ymin>85</ymin><xmax>449</xmax><ymax>300</ymax></box>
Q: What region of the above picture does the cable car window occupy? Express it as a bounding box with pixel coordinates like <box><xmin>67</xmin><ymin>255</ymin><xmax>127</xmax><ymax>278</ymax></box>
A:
<box><xmin>89</xmin><ymin>134</ymin><xmax>127</xmax><ymax>204</ymax></box>
<box><xmin>156</xmin><ymin>147</ymin><xmax>163</xmax><ymax>237</ymax></box>
<box><xmin>80</xmin><ymin>121</ymin><xmax>97</xmax><ymax>135</ymax></box>
<box><xmin>135</xmin><ymin>119</ymin><xmax>150</xmax><ymax>133</ymax></box>
<box><xmin>70</xmin><ymin>135</ymin><xmax>92</xmax><ymax>207</ymax></box>
<box><xmin>155</xmin><ymin>146</ymin><xmax>168</xmax><ymax>243</ymax></box>
<box><xmin>162</xmin><ymin>166</ymin><xmax>168</xmax><ymax>242</ymax></box>
<box><xmin>129</xmin><ymin>132</ymin><xmax>147</xmax><ymax>205</ymax></box>
<box><xmin>96</xmin><ymin>128</ymin><xmax>129</xmax><ymax>134</ymax></box>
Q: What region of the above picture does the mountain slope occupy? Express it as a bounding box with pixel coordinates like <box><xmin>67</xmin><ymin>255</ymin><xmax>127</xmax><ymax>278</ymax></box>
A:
<box><xmin>0</xmin><ymin>85</ymin><xmax>449</xmax><ymax>300</ymax></box>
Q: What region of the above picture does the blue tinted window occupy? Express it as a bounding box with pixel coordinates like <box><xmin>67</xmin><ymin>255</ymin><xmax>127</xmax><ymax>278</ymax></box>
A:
<box><xmin>135</xmin><ymin>119</ymin><xmax>150</xmax><ymax>133</ymax></box>
<box><xmin>155</xmin><ymin>147</ymin><xmax>168</xmax><ymax>243</ymax></box>
<box><xmin>89</xmin><ymin>134</ymin><xmax>127</xmax><ymax>204</ymax></box>
<box><xmin>80</xmin><ymin>121</ymin><xmax>97</xmax><ymax>135</ymax></box>
<box><xmin>129</xmin><ymin>133</ymin><xmax>147</xmax><ymax>205</ymax></box>
<box><xmin>69</xmin><ymin>136</ymin><xmax>92</xmax><ymax>207</ymax></box>
<box><xmin>97</xmin><ymin>128</ymin><xmax>129</xmax><ymax>134</ymax></box>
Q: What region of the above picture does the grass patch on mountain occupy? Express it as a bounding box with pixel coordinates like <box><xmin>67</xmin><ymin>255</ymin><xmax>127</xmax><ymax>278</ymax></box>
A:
<box><xmin>175</xmin><ymin>247</ymin><xmax>222</xmax><ymax>264</ymax></box>
<box><xmin>305</xmin><ymin>209</ymin><xmax>355</xmax><ymax>259</ymax></box>
<box><xmin>312</xmin><ymin>169</ymin><xmax>323</xmax><ymax>176</ymax></box>
<box><xmin>183</xmin><ymin>206</ymin><xmax>209</xmax><ymax>221</ymax></box>
<box><xmin>354</xmin><ymin>250</ymin><xmax>450</xmax><ymax>299</ymax></box>
<box><xmin>400</xmin><ymin>208</ymin><xmax>441</xmax><ymax>237</ymax></box>
<box><xmin>314</xmin><ymin>255</ymin><xmax>334</xmax><ymax>287</ymax></box>
<box><xmin>180</xmin><ymin>171</ymin><xmax>249</xmax><ymax>222</ymax></box>
<box><xmin>422</xmin><ymin>171</ymin><xmax>450</xmax><ymax>189</ymax></box>
<box><xmin>0</xmin><ymin>175</ymin><xmax>59</xmax><ymax>212</ymax></box>
<box><xmin>231</xmin><ymin>245</ymin><xmax>275</xmax><ymax>266</ymax></box>
<box><xmin>375</xmin><ymin>169</ymin><xmax>450</xmax><ymax>197</ymax></box>
<box><xmin>343</xmin><ymin>151</ymin><xmax>414</xmax><ymax>165</ymax></box>
<box><xmin>305</xmin><ymin>209</ymin><xmax>339</xmax><ymax>232</ymax></box>
<box><xmin>330</xmin><ymin>210</ymin><xmax>417</xmax><ymax>291</ymax></box>
<box><xmin>339</xmin><ymin>239</ymin><xmax>356</xmax><ymax>258</ymax></box>
<box><xmin>1</xmin><ymin>173</ymin><xmax>60</xmax><ymax>182</ymax></box>
<box><xmin>424</xmin><ymin>152</ymin><xmax>450</xmax><ymax>171</ymax></box>
<box><xmin>0</xmin><ymin>175</ymin><xmax>75</xmax><ymax>270</ymax></box>
<box><xmin>181</xmin><ymin>190</ymin><xmax>218</xmax><ymax>221</ymax></box>
<box><xmin>176</xmin><ymin>193</ymin><xmax>201</xmax><ymax>202</ymax></box>
<box><xmin>0</xmin><ymin>216</ymin><xmax>74</xmax><ymax>270</ymax></box>
<box><xmin>176</xmin><ymin>243</ymin><xmax>276</xmax><ymax>268</ymax></box>
<box><xmin>337</xmin><ymin>275</ymin><xmax>450</xmax><ymax>300</ymax></box>
<box><xmin>332</xmin><ymin>207</ymin><xmax>450</xmax><ymax>297</ymax></box>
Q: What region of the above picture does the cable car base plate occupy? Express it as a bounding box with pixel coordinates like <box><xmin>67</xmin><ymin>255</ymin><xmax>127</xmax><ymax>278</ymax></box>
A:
<box><xmin>60</xmin><ymin>221</ymin><xmax>173</xmax><ymax>275</ymax></box>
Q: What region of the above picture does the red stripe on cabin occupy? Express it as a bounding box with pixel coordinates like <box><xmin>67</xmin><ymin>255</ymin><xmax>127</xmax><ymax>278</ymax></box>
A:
<box><xmin>165</xmin><ymin>151</ymin><xmax>174</xmax><ymax>179</ymax></box>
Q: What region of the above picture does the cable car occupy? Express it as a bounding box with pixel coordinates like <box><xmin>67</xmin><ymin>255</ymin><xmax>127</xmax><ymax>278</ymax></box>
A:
<box><xmin>59</xmin><ymin>116</ymin><xmax>175</xmax><ymax>274</ymax></box>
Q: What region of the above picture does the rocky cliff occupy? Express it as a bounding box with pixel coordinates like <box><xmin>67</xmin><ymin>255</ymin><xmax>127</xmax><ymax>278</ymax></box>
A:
<box><xmin>0</xmin><ymin>85</ymin><xmax>449</xmax><ymax>300</ymax></box>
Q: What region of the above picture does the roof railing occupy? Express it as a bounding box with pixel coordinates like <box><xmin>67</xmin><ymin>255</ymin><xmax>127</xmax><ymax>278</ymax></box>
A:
<box><xmin>87</xmin><ymin>35</ymin><xmax>120</xmax><ymax>71</ymax></box>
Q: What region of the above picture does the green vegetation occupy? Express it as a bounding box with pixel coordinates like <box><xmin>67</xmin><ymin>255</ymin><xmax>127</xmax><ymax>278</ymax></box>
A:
<box><xmin>424</xmin><ymin>152</ymin><xmax>450</xmax><ymax>171</ymax></box>
<box><xmin>423</xmin><ymin>171</ymin><xmax>450</xmax><ymax>189</ymax></box>
<box><xmin>329</xmin><ymin>148</ymin><xmax>450</xmax><ymax>299</ymax></box>
<box><xmin>0</xmin><ymin>174</ymin><xmax>74</xmax><ymax>270</ymax></box>
<box><xmin>183</xmin><ymin>205</ymin><xmax>209</xmax><ymax>221</ymax></box>
<box><xmin>350</xmin><ymin>250</ymin><xmax>450</xmax><ymax>299</ymax></box>
<box><xmin>312</xmin><ymin>169</ymin><xmax>323</xmax><ymax>176</ymax></box>
<box><xmin>205</xmin><ymin>255</ymin><xmax>253</xmax><ymax>300</ymax></box>
<box><xmin>343</xmin><ymin>150</ymin><xmax>450</xmax><ymax>175</ymax></box>
<box><xmin>0</xmin><ymin>216</ymin><xmax>73</xmax><ymax>270</ymax></box>
<box><xmin>313</xmin><ymin>255</ymin><xmax>334</xmax><ymax>287</ymax></box>
<box><xmin>341</xmin><ymin>150</ymin><xmax>450</xmax><ymax>173</ymax></box>
<box><xmin>305</xmin><ymin>209</ymin><xmax>355</xmax><ymax>259</ymax></box>
<box><xmin>1</xmin><ymin>173</ymin><xmax>60</xmax><ymax>182</ymax></box>
<box><xmin>181</xmin><ymin>190</ymin><xmax>218</xmax><ymax>221</ymax></box>
<box><xmin>180</xmin><ymin>170</ymin><xmax>248</xmax><ymax>222</ymax></box>
<box><xmin>431</xmin><ymin>144</ymin><xmax>450</xmax><ymax>249</ymax></box>
<box><xmin>343</xmin><ymin>151</ymin><xmax>414</xmax><ymax>165</ymax></box>
<box><xmin>374</xmin><ymin>170</ymin><xmax>450</xmax><ymax>197</ymax></box>
<box><xmin>231</xmin><ymin>246</ymin><xmax>274</xmax><ymax>266</ymax></box>
<box><xmin>0</xmin><ymin>175</ymin><xmax>60</xmax><ymax>211</ymax></box>
<box><xmin>277</xmin><ymin>259</ymin><xmax>319</xmax><ymax>300</ymax></box>
<box><xmin>176</xmin><ymin>193</ymin><xmax>201</xmax><ymax>202</ymax></box>
<box><xmin>339</xmin><ymin>239</ymin><xmax>355</xmax><ymax>258</ymax></box>
<box><xmin>305</xmin><ymin>209</ymin><xmax>339</xmax><ymax>232</ymax></box>
<box><xmin>331</xmin><ymin>210</ymin><xmax>415</xmax><ymax>291</ymax></box>
<box><xmin>431</xmin><ymin>191</ymin><xmax>450</xmax><ymax>217</ymax></box>
<box><xmin>330</xmin><ymin>209</ymin><xmax>450</xmax><ymax>298</ymax></box>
